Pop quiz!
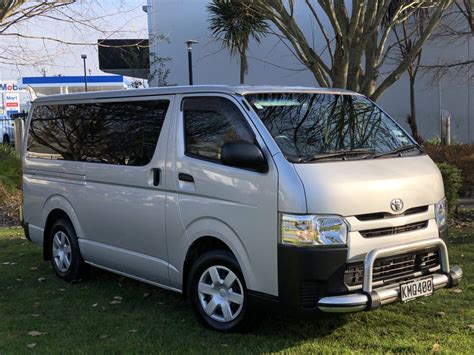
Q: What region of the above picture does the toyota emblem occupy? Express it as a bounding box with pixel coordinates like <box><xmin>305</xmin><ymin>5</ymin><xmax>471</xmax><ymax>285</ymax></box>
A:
<box><xmin>390</xmin><ymin>198</ymin><xmax>404</xmax><ymax>212</ymax></box>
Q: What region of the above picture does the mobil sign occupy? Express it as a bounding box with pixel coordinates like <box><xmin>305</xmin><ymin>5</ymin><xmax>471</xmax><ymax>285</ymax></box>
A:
<box><xmin>0</xmin><ymin>81</ymin><xmax>21</xmax><ymax>116</ymax></box>
<box><xmin>0</xmin><ymin>81</ymin><xmax>21</xmax><ymax>92</ymax></box>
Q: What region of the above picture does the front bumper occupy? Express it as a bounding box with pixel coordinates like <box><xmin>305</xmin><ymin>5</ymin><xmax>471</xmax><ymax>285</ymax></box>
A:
<box><xmin>317</xmin><ymin>238</ymin><xmax>463</xmax><ymax>313</ymax></box>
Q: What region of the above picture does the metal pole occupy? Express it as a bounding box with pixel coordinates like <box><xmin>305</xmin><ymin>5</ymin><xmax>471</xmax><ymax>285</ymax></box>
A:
<box><xmin>188</xmin><ymin>50</ymin><xmax>193</xmax><ymax>85</ymax></box>
<box><xmin>14</xmin><ymin>117</ymin><xmax>24</xmax><ymax>158</ymax></box>
<box><xmin>468</xmin><ymin>37</ymin><xmax>471</xmax><ymax>143</ymax></box>
<box><xmin>81</xmin><ymin>54</ymin><xmax>88</xmax><ymax>92</ymax></box>
<box><xmin>1</xmin><ymin>92</ymin><xmax>4</xmax><ymax>115</ymax></box>
<box><xmin>186</xmin><ymin>40</ymin><xmax>198</xmax><ymax>86</ymax></box>
<box><xmin>438</xmin><ymin>57</ymin><xmax>442</xmax><ymax>141</ymax></box>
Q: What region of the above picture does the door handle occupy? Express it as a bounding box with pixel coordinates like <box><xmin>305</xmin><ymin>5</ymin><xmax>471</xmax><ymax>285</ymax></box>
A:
<box><xmin>178</xmin><ymin>173</ymin><xmax>194</xmax><ymax>183</ymax></box>
<box><xmin>152</xmin><ymin>168</ymin><xmax>161</xmax><ymax>186</ymax></box>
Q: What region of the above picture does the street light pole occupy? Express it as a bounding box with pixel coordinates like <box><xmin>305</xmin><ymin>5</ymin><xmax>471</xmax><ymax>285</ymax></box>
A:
<box><xmin>186</xmin><ymin>40</ymin><xmax>198</xmax><ymax>85</ymax></box>
<box><xmin>81</xmin><ymin>54</ymin><xmax>88</xmax><ymax>92</ymax></box>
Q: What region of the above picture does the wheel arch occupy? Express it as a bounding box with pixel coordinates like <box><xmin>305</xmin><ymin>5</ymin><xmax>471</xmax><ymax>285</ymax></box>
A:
<box><xmin>41</xmin><ymin>195</ymin><xmax>84</xmax><ymax>260</ymax></box>
<box><xmin>181</xmin><ymin>219</ymin><xmax>254</xmax><ymax>297</ymax></box>
<box><xmin>182</xmin><ymin>236</ymin><xmax>236</xmax><ymax>297</ymax></box>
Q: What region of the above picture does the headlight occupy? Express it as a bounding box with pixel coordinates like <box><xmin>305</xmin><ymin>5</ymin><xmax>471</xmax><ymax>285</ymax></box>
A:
<box><xmin>281</xmin><ymin>214</ymin><xmax>347</xmax><ymax>246</ymax></box>
<box><xmin>435</xmin><ymin>198</ymin><xmax>447</xmax><ymax>227</ymax></box>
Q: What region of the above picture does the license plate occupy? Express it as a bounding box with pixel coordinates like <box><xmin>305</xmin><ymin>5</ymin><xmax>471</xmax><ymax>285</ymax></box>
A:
<box><xmin>400</xmin><ymin>276</ymin><xmax>434</xmax><ymax>303</ymax></box>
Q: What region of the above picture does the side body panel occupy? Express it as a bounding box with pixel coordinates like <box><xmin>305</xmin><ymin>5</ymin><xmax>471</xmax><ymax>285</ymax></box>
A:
<box><xmin>78</xmin><ymin>95</ymin><xmax>176</xmax><ymax>286</ymax></box>
<box><xmin>22</xmin><ymin>102</ymin><xmax>86</xmax><ymax>246</ymax></box>
<box><xmin>165</xmin><ymin>94</ymin><xmax>280</xmax><ymax>296</ymax></box>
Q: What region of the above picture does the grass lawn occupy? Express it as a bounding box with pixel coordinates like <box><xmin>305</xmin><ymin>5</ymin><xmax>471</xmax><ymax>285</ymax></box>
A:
<box><xmin>0</xmin><ymin>226</ymin><xmax>473</xmax><ymax>353</ymax></box>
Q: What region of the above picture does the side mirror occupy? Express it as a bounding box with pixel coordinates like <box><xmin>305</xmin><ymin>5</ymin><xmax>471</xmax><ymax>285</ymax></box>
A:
<box><xmin>221</xmin><ymin>140</ymin><xmax>267</xmax><ymax>172</ymax></box>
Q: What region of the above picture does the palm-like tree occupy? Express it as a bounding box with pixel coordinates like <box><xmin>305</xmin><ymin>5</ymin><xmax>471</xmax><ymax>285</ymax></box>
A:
<box><xmin>207</xmin><ymin>0</ymin><xmax>268</xmax><ymax>84</ymax></box>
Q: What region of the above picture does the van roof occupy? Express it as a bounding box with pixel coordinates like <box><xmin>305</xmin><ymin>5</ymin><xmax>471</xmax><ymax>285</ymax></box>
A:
<box><xmin>32</xmin><ymin>85</ymin><xmax>361</xmax><ymax>103</ymax></box>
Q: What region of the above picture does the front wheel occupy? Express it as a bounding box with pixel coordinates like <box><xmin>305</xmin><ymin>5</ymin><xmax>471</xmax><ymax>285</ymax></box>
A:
<box><xmin>188</xmin><ymin>250</ymin><xmax>250</xmax><ymax>332</ymax></box>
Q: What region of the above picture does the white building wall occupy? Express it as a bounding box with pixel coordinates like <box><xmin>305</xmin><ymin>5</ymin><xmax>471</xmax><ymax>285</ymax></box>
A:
<box><xmin>147</xmin><ymin>0</ymin><xmax>473</xmax><ymax>143</ymax></box>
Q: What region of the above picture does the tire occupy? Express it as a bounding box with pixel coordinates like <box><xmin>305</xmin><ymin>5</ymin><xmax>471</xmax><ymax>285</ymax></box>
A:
<box><xmin>188</xmin><ymin>250</ymin><xmax>250</xmax><ymax>332</ymax></box>
<box><xmin>2</xmin><ymin>134</ymin><xmax>10</xmax><ymax>145</ymax></box>
<box><xmin>49</xmin><ymin>219</ymin><xmax>89</xmax><ymax>282</ymax></box>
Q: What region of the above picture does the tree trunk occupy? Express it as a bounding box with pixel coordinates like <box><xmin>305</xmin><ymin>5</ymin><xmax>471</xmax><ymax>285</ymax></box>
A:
<box><xmin>407</xmin><ymin>73</ymin><xmax>420</xmax><ymax>140</ymax></box>
<box><xmin>330</xmin><ymin>34</ymin><xmax>349</xmax><ymax>89</ymax></box>
<box><xmin>364</xmin><ymin>79</ymin><xmax>378</xmax><ymax>99</ymax></box>
<box><xmin>239</xmin><ymin>50</ymin><xmax>247</xmax><ymax>85</ymax></box>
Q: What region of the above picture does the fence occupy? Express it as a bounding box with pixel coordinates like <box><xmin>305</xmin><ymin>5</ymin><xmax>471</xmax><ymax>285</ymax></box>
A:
<box><xmin>0</xmin><ymin>117</ymin><xmax>15</xmax><ymax>146</ymax></box>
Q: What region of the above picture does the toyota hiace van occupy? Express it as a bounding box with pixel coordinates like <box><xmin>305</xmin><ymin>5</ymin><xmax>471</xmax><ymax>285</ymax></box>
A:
<box><xmin>21</xmin><ymin>86</ymin><xmax>462</xmax><ymax>331</ymax></box>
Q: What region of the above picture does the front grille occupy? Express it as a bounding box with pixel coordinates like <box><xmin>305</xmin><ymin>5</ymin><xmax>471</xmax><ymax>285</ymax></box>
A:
<box><xmin>344</xmin><ymin>249</ymin><xmax>440</xmax><ymax>288</ymax></box>
<box><xmin>359</xmin><ymin>221</ymin><xmax>428</xmax><ymax>238</ymax></box>
<box><xmin>356</xmin><ymin>205</ymin><xmax>429</xmax><ymax>221</ymax></box>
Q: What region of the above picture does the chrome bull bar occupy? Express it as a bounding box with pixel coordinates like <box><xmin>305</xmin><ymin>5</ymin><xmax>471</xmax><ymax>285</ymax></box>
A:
<box><xmin>318</xmin><ymin>238</ymin><xmax>463</xmax><ymax>313</ymax></box>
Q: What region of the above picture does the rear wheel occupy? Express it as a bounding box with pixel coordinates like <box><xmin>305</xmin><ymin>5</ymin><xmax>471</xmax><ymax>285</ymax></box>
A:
<box><xmin>49</xmin><ymin>219</ymin><xmax>88</xmax><ymax>281</ymax></box>
<box><xmin>2</xmin><ymin>134</ymin><xmax>10</xmax><ymax>145</ymax></box>
<box><xmin>188</xmin><ymin>250</ymin><xmax>250</xmax><ymax>332</ymax></box>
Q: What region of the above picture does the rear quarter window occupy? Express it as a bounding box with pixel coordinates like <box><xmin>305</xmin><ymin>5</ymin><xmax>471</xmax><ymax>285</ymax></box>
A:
<box><xmin>27</xmin><ymin>100</ymin><xmax>170</xmax><ymax>166</ymax></box>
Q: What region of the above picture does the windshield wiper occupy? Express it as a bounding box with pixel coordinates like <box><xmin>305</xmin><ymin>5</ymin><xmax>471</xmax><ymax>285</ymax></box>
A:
<box><xmin>373</xmin><ymin>144</ymin><xmax>421</xmax><ymax>159</ymax></box>
<box><xmin>298</xmin><ymin>149</ymin><xmax>374</xmax><ymax>163</ymax></box>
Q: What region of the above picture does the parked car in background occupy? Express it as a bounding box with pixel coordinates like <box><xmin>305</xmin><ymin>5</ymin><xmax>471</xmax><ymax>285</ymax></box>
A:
<box><xmin>20</xmin><ymin>86</ymin><xmax>463</xmax><ymax>332</ymax></box>
<box><xmin>0</xmin><ymin>115</ymin><xmax>15</xmax><ymax>145</ymax></box>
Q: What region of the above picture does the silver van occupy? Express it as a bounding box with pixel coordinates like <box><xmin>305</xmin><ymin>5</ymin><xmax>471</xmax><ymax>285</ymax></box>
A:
<box><xmin>21</xmin><ymin>86</ymin><xmax>462</xmax><ymax>331</ymax></box>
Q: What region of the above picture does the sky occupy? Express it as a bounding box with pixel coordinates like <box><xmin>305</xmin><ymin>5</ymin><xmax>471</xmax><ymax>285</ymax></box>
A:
<box><xmin>0</xmin><ymin>0</ymin><xmax>148</xmax><ymax>81</ymax></box>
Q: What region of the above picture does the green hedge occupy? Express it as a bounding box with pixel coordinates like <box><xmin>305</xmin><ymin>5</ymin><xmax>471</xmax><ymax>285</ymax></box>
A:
<box><xmin>424</xmin><ymin>144</ymin><xmax>474</xmax><ymax>188</ymax></box>
<box><xmin>438</xmin><ymin>163</ymin><xmax>463</xmax><ymax>214</ymax></box>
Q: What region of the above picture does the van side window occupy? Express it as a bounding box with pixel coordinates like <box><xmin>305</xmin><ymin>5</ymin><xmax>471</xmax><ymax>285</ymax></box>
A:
<box><xmin>183</xmin><ymin>97</ymin><xmax>254</xmax><ymax>162</ymax></box>
<box><xmin>27</xmin><ymin>100</ymin><xmax>169</xmax><ymax>166</ymax></box>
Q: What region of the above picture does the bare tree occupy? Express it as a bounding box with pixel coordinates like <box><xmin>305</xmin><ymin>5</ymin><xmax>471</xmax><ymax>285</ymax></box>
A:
<box><xmin>436</xmin><ymin>0</ymin><xmax>473</xmax><ymax>36</ymax></box>
<box><xmin>0</xmin><ymin>1</ymin><xmax>146</xmax><ymax>68</ymax></box>
<box><xmin>456</xmin><ymin>0</ymin><xmax>473</xmax><ymax>32</ymax></box>
<box><xmin>248</xmin><ymin>0</ymin><xmax>453</xmax><ymax>100</ymax></box>
<box><xmin>420</xmin><ymin>0</ymin><xmax>473</xmax><ymax>84</ymax></box>
<box><xmin>149</xmin><ymin>54</ymin><xmax>175</xmax><ymax>87</ymax></box>
<box><xmin>391</xmin><ymin>13</ymin><xmax>428</xmax><ymax>141</ymax></box>
<box><xmin>382</xmin><ymin>0</ymin><xmax>472</xmax><ymax>141</ymax></box>
<box><xmin>1</xmin><ymin>1</ymin><xmax>73</xmax><ymax>30</ymax></box>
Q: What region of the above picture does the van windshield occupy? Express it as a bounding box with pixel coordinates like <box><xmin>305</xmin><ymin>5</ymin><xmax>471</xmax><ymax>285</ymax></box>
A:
<box><xmin>245</xmin><ymin>93</ymin><xmax>421</xmax><ymax>163</ymax></box>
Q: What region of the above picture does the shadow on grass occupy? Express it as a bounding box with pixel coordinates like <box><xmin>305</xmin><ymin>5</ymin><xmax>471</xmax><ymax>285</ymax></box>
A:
<box><xmin>0</xmin><ymin>233</ymin><xmax>351</xmax><ymax>352</ymax></box>
<box><xmin>87</xmin><ymin>266</ymin><xmax>350</xmax><ymax>339</ymax></box>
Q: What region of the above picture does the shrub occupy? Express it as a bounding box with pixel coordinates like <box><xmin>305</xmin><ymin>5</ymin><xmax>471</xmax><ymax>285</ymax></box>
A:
<box><xmin>424</xmin><ymin>144</ymin><xmax>474</xmax><ymax>196</ymax></box>
<box><xmin>437</xmin><ymin>163</ymin><xmax>463</xmax><ymax>214</ymax></box>
<box><xmin>0</xmin><ymin>145</ymin><xmax>21</xmax><ymax>226</ymax></box>
<box><xmin>0</xmin><ymin>144</ymin><xmax>21</xmax><ymax>190</ymax></box>
<box><xmin>0</xmin><ymin>184</ymin><xmax>21</xmax><ymax>226</ymax></box>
